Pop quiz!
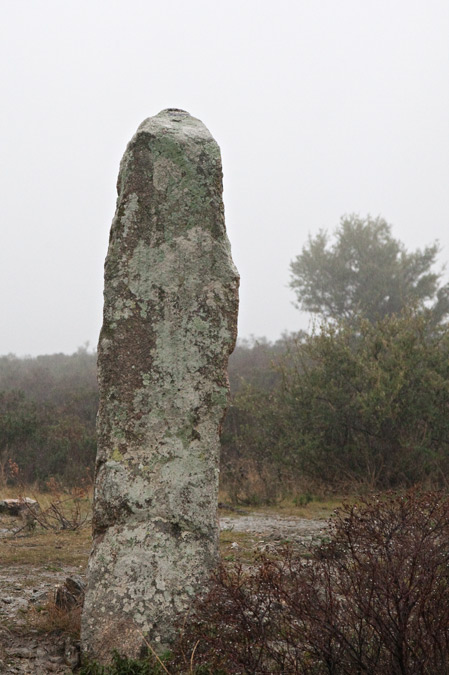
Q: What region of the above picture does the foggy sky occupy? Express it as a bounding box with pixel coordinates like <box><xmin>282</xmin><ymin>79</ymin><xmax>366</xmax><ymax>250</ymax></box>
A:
<box><xmin>1</xmin><ymin>0</ymin><xmax>448</xmax><ymax>356</ymax></box>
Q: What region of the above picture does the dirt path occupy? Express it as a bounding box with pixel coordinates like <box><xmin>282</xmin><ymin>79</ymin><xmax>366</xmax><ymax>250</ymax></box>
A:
<box><xmin>0</xmin><ymin>510</ymin><xmax>329</xmax><ymax>673</ymax></box>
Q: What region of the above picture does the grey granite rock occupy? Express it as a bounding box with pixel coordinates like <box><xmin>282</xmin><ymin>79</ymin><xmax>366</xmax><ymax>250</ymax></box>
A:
<box><xmin>81</xmin><ymin>109</ymin><xmax>239</xmax><ymax>661</ymax></box>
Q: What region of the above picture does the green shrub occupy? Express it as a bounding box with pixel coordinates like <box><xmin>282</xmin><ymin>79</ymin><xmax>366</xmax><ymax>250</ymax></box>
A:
<box><xmin>235</xmin><ymin>311</ymin><xmax>449</xmax><ymax>492</ymax></box>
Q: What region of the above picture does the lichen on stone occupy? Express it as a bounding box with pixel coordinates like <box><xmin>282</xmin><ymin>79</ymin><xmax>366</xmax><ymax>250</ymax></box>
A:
<box><xmin>81</xmin><ymin>109</ymin><xmax>239</xmax><ymax>663</ymax></box>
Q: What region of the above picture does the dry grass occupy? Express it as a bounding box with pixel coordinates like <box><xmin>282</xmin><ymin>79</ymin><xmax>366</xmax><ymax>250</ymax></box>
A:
<box><xmin>0</xmin><ymin>486</ymin><xmax>92</xmax><ymax>567</ymax></box>
<box><xmin>252</xmin><ymin>496</ymin><xmax>343</xmax><ymax>519</ymax></box>
<box><xmin>27</xmin><ymin>593</ymin><xmax>82</xmax><ymax>638</ymax></box>
<box><xmin>0</xmin><ymin>527</ymin><xmax>91</xmax><ymax>567</ymax></box>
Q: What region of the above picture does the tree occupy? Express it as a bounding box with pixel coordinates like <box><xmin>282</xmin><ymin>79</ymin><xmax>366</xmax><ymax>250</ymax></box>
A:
<box><xmin>290</xmin><ymin>214</ymin><xmax>449</xmax><ymax>324</ymax></box>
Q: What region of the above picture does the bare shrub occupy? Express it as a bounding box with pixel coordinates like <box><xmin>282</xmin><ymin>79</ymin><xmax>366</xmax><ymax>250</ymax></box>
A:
<box><xmin>174</xmin><ymin>490</ymin><xmax>449</xmax><ymax>674</ymax></box>
<box><xmin>8</xmin><ymin>460</ymin><xmax>91</xmax><ymax>532</ymax></box>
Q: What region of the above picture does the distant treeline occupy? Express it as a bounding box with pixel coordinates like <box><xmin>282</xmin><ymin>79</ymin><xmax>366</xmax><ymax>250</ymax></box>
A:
<box><xmin>0</xmin><ymin>341</ymin><xmax>284</xmax><ymax>490</ymax></box>
<box><xmin>0</xmin><ymin>347</ymin><xmax>98</xmax><ymax>486</ymax></box>
<box><xmin>2</xmin><ymin>310</ymin><xmax>449</xmax><ymax>500</ymax></box>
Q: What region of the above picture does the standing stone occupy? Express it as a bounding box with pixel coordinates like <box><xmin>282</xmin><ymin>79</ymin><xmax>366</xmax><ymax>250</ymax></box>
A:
<box><xmin>81</xmin><ymin>109</ymin><xmax>239</xmax><ymax>661</ymax></box>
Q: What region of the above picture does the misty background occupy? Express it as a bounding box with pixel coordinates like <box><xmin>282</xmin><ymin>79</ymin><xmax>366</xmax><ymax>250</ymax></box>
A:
<box><xmin>1</xmin><ymin>0</ymin><xmax>448</xmax><ymax>356</ymax></box>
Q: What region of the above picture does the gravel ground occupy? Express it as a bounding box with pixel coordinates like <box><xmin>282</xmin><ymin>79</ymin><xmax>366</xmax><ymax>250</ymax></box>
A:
<box><xmin>0</xmin><ymin>510</ymin><xmax>329</xmax><ymax>673</ymax></box>
<box><xmin>220</xmin><ymin>512</ymin><xmax>328</xmax><ymax>541</ymax></box>
<box><xmin>0</xmin><ymin>563</ymin><xmax>82</xmax><ymax>673</ymax></box>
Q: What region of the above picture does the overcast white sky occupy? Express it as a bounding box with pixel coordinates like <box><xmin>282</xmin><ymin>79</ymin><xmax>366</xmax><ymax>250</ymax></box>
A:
<box><xmin>1</xmin><ymin>0</ymin><xmax>448</xmax><ymax>356</ymax></box>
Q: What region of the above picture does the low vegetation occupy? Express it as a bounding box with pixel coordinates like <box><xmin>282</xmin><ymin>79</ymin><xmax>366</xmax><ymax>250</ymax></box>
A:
<box><xmin>222</xmin><ymin>310</ymin><xmax>449</xmax><ymax>501</ymax></box>
<box><xmin>72</xmin><ymin>491</ymin><xmax>449</xmax><ymax>673</ymax></box>
<box><xmin>3</xmin><ymin>484</ymin><xmax>449</xmax><ymax>672</ymax></box>
<box><xmin>172</xmin><ymin>490</ymin><xmax>449</xmax><ymax>673</ymax></box>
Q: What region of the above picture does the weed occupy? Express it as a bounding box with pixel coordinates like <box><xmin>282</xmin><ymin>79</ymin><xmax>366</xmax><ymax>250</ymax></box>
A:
<box><xmin>27</xmin><ymin>592</ymin><xmax>82</xmax><ymax>639</ymax></box>
<box><xmin>292</xmin><ymin>492</ymin><xmax>312</xmax><ymax>507</ymax></box>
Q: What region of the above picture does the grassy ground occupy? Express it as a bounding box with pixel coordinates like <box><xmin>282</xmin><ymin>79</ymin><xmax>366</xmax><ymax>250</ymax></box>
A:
<box><xmin>218</xmin><ymin>491</ymin><xmax>343</xmax><ymax>517</ymax></box>
<box><xmin>0</xmin><ymin>485</ymin><xmax>93</xmax><ymax>567</ymax></box>
<box><xmin>0</xmin><ymin>489</ymin><xmax>341</xmax><ymax>568</ymax></box>
<box><xmin>1</xmin><ymin>528</ymin><xmax>91</xmax><ymax>568</ymax></box>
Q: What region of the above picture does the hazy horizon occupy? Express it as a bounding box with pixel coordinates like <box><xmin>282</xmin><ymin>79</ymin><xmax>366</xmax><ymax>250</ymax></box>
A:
<box><xmin>1</xmin><ymin>1</ymin><xmax>448</xmax><ymax>356</ymax></box>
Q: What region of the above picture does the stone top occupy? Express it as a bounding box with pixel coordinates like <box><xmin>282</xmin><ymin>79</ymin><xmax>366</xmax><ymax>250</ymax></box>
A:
<box><xmin>135</xmin><ymin>108</ymin><xmax>215</xmax><ymax>143</ymax></box>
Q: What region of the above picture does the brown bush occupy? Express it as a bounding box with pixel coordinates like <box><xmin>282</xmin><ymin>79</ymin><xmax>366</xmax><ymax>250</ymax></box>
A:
<box><xmin>174</xmin><ymin>491</ymin><xmax>449</xmax><ymax>674</ymax></box>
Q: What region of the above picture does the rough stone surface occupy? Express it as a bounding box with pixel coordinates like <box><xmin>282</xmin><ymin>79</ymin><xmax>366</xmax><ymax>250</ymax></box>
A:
<box><xmin>81</xmin><ymin>109</ymin><xmax>239</xmax><ymax>661</ymax></box>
